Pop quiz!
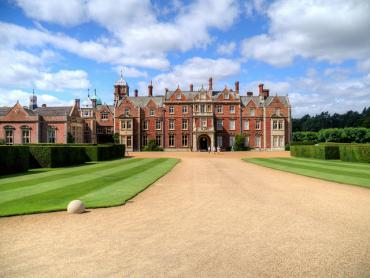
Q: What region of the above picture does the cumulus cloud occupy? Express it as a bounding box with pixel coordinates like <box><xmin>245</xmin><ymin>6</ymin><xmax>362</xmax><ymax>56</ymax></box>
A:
<box><xmin>217</xmin><ymin>42</ymin><xmax>236</xmax><ymax>56</ymax></box>
<box><xmin>35</xmin><ymin>70</ymin><xmax>90</xmax><ymax>91</ymax></box>
<box><xmin>241</xmin><ymin>0</ymin><xmax>370</xmax><ymax>66</ymax></box>
<box><xmin>151</xmin><ymin>57</ymin><xmax>241</xmax><ymax>93</ymax></box>
<box><xmin>113</xmin><ymin>66</ymin><xmax>148</xmax><ymax>78</ymax></box>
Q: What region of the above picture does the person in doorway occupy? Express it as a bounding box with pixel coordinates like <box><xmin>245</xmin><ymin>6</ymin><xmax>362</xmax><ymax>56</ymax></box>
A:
<box><xmin>212</xmin><ymin>145</ymin><xmax>216</xmax><ymax>154</ymax></box>
<box><xmin>208</xmin><ymin>146</ymin><xmax>211</xmax><ymax>154</ymax></box>
<box><xmin>217</xmin><ymin>146</ymin><xmax>220</xmax><ymax>154</ymax></box>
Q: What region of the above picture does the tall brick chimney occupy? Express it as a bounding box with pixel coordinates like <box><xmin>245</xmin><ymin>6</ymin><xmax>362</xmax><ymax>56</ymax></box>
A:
<box><xmin>258</xmin><ymin>84</ymin><xmax>264</xmax><ymax>96</ymax></box>
<box><xmin>134</xmin><ymin>89</ymin><xmax>138</xmax><ymax>97</ymax></box>
<box><xmin>148</xmin><ymin>81</ymin><xmax>153</xmax><ymax>96</ymax></box>
<box><xmin>235</xmin><ymin>81</ymin><xmax>239</xmax><ymax>94</ymax></box>
<box><xmin>247</xmin><ymin>91</ymin><xmax>253</xmax><ymax>96</ymax></box>
<box><xmin>208</xmin><ymin>77</ymin><xmax>213</xmax><ymax>91</ymax></box>
<box><xmin>190</xmin><ymin>84</ymin><xmax>193</xmax><ymax>92</ymax></box>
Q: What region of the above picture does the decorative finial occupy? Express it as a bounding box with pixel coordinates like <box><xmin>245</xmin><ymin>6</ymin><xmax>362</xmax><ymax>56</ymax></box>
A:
<box><xmin>94</xmin><ymin>89</ymin><xmax>97</xmax><ymax>96</ymax></box>
<box><xmin>120</xmin><ymin>68</ymin><xmax>123</xmax><ymax>79</ymax></box>
<box><xmin>177</xmin><ymin>84</ymin><xmax>180</xmax><ymax>89</ymax></box>
<box><xmin>87</xmin><ymin>88</ymin><xmax>90</xmax><ymax>98</ymax></box>
<box><xmin>150</xmin><ymin>80</ymin><xmax>153</xmax><ymax>86</ymax></box>
<box><xmin>32</xmin><ymin>88</ymin><xmax>35</xmax><ymax>96</ymax></box>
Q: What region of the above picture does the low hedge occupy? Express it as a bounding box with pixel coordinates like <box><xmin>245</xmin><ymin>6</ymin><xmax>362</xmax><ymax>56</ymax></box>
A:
<box><xmin>0</xmin><ymin>146</ymin><xmax>29</xmax><ymax>175</ymax></box>
<box><xmin>84</xmin><ymin>144</ymin><xmax>125</xmax><ymax>161</ymax></box>
<box><xmin>29</xmin><ymin>145</ymin><xmax>86</xmax><ymax>168</ymax></box>
<box><xmin>290</xmin><ymin>145</ymin><xmax>340</xmax><ymax>160</ymax></box>
<box><xmin>339</xmin><ymin>144</ymin><xmax>370</xmax><ymax>163</ymax></box>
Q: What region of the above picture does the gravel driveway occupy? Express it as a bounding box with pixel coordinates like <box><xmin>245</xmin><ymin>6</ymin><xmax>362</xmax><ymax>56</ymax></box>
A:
<box><xmin>1</xmin><ymin>152</ymin><xmax>370</xmax><ymax>277</ymax></box>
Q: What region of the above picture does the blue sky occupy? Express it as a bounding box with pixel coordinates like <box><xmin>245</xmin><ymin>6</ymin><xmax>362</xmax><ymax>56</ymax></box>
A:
<box><xmin>0</xmin><ymin>0</ymin><xmax>369</xmax><ymax>117</ymax></box>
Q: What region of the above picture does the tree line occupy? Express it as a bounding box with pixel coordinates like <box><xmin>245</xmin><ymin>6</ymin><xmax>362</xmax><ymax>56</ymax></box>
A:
<box><xmin>293</xmin><ymin>107</ymin><xmax>370</xmax><ymax>132</ymax></box>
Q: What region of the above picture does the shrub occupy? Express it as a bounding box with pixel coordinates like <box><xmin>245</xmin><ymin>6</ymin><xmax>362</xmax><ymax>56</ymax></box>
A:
<box><xmin>84</xmin><ymin>144</ymin><xmax>125</xmax><ymax>161</ymax></box>
<box><xmin>143</xmin><ymin>140</ymin><xmax>163</xmax><ymax>151</ymax></box>
<box><xmin>0</xmin><ymin>146</ymin><xmax>29</xmax><ymax>175</ymax></box>
<box><xmin>292</xmin><ymin>131</ymin><xmax>318</xmax><ymax>143</ymax></box>
<box><xmin>0</xmin><ymin>138</ymin><xmax>5</xmax><ymax>145</ymax></box>
<box><xmin>290</xmin><ymin>141</ymin><xmax>316</xmax><ymax>146</ymax></box>
<box><xmin>29</xmin><ymin>145</ymin><xmax>86</xmax><ymax>168</ymax></box>
<box><xmin>285</xmin><ymin>144</ymin><xmax>290</xmax><ymax>151</ymax></box>
<box><xmin>290</xmin><ymin>145</ymin><xmax>340</xmax><ymax>160</ymax></box>
<box><xmin>339</xmin><ymin>144</ymin><xmax>370</xmax><ymax>163</ymax></box>
<box><xmin>233</xmin><ymin>134</ymin><xmax>249</xmax><ymax>151</ymax></box>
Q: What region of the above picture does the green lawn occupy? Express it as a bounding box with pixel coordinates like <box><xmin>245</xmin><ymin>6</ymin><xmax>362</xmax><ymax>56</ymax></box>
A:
<box><xmin>0</xmin><ymin>158</ymin><xmax>179</xmax><ymax>216</ymax></box>
<box><xmin>244</xmin><ymin>157</ymin><xmax>370</xmax><ymax>188</ymax></box>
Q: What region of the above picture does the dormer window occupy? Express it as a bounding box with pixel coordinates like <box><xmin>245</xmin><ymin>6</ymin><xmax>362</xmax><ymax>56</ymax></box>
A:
<box><xmin>101</xmin><ymin>112</ymin><xmax>108</xmax><ymax>120</ymax></box>
<box><xmin>250</xmin><ymin>108</ymin><xmax>255</xmax><ymax>116</ymax></box>
<box><xmin>169</xmin><ymin>106</ymin><xmax>174</xmax><ymax>114</ymax></box>
<box><xmin>150</xmin><ymin>109</ymin><xmax>154</xmax><ymax>116</ymax></box>
<box><xmin>224</xmin><ymin>94</ymin><xmax>229</xmax><ymax>99</ymax></box>
<box><xmin>230</xmin><ymin>105</ymin><xmax>235</xmax><ymax>114</ymax></box>
<box><xmin>275</xmin><ymin>108</ymin><xmax>280</xmax><ymax>116</ymax></box>
<box><xmin>176</xmin><ymin>93</ymin><xmax>181</xmax><ymax>100</ymax></box>
<box><xmin>125</xmin><ymin>108</ymin><xmax>130</xmax><ymax>116</ymax></box>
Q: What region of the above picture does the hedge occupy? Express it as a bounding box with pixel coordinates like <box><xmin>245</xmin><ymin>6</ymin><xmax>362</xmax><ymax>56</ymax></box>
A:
<box><xmin>290</xmin><ymin>145</ymin><xmax>340</xmax><ymax>160</ymax></box>
<box><xmin>29</xmin><ymin>145</ymin><xmax>86</xmax><ymax>168</ymax></box>
<box><xmin>0</xmin><ymin>146</ymin><xmax>29</xmax><ymax>175</ymax></box>
<box><xmin>339</xmin><ymin>144</ymin><xmax>370</xmax><ymax>163</ymax></box>
<box><xmin>84</xmin><ymin>144</ymin><xmax>125</xmax><ymax>161</ymax></box>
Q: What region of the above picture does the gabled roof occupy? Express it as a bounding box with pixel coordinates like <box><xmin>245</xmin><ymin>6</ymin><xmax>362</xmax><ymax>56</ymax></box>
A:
<box><xmin>34</xmin><ymin>106</ymin><xmax>72</xmax><ymax>116</ymax></box>
<box><xmin>0</xmin><ymin>107</ymin><xmax>12</xmax><ymax>116</ymax></box>
<box><xmin>126</xmin><ymin>96</ymin><xmax>164</xmax><ymax>107</ymax></box>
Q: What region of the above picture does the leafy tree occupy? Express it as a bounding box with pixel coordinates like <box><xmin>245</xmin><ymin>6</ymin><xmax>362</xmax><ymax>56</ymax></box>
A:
<box><xmin>233</xmin><ymin>134</ymin><xmax>248</xmax><ymax>151</ymax></box>
<box><xmin>143</xmin><ymin>139</ymin><xmax>163</xmax><ymax>151</ymax></box>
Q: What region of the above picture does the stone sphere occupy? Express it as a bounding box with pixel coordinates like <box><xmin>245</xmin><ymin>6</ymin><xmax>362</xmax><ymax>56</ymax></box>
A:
<box><xmin>67</xmin><ymin>200</ymin><xmax>85</xmax><ymax>214</ymax></box>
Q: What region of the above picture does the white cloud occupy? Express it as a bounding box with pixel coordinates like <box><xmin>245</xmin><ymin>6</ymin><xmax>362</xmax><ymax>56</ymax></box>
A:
<box><xmin>241</xmin><ymin>0</ymin><xmax>370</xmax><ymax>66</ymax></box>
<box><xmin>152</xmin><ymin>57</ymin><xmax>241</xmax><ymax>93</ymax></box>
<box><xmin>15</xmin><ymin>0</ymin><xmax>87</xmax><ymax>26</ymax></box>
<box><xmin>217</xmin><ymin>42</ymin><xmax>236</xmax><ymax>56</ymax></box>
<box><xmin>35</xmin><ymin>70</ymin><xmax>90</xmax><ymax>91</ymax></box>
<box><xmin>0</xmin><ymin>89</ymin><xmax>71</xmax><ymax>107</ymax></box>
<box><xmin>114</xmin><ymin>66</ymin><xmax>148</xmax><ymax>78</ymax></box>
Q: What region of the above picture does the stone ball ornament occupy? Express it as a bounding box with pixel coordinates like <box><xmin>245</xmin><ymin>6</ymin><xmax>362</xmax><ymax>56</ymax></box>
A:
<box><xmin>67</xmin><ymin>200</ymin><xmax>85</xmax><ymax>214</ymax></box>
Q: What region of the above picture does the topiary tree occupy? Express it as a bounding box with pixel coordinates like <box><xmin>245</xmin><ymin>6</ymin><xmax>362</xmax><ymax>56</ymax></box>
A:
<box><xmin>233</xmin><ymin>134</ymin><xmax>248</xmax><ymax>151</ymax></box>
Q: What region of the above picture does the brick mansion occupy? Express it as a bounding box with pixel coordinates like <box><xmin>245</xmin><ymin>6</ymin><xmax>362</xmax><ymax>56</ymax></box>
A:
<box><xmin>0</xmin><ymin>75</ymin><xmax>292</xmax><ymax>151</ymax></box>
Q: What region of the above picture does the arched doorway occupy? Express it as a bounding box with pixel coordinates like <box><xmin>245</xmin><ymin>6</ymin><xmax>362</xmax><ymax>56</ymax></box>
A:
<box><xmin>198</xmin><ymin>134</ymin><xmax>211</xmax><ymax>151</ymax></box>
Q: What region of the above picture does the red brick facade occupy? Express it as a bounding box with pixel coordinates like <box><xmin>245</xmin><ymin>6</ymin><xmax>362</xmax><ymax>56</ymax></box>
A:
<box><xmin>0</xmin><ymin>76</ymin><xmax>291</xmax><ymax>151</ymax></box>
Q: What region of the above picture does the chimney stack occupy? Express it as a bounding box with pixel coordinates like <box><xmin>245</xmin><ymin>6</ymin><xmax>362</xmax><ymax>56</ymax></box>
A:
<box><xmin>235</xmin><ymin>81</ymin><xmax>239</xmax><ymax>94</ymax></box>
<box><xmin>134</xmin><ymin>89</ymin><xmax>138</xmax><ymax>97</ymax></box>
<box><xmin>42</xmin><ymin>104</ymin><xmax>47</xmax><ymax>108</ymax></box>
<box><xmin>208</xmin><ymin>77</ymin><xmax>213</xmax><ymax>91</ymax></box>
<box><xmin>247</xmin><ymin>91</ymin><xmax>253</xmax><ymax>96</ymax></box>
<box><xmin>190</xmin><ymin>84</ymin><xmax>193</xmax><ymax>92</ymax></box>
<box><xmin>75</xmin><ymin>99</ymin><xmax>80</xmax><ymax>110</ymax></box>
<box><xmin>258</xmin><ymin>84</ymin><xmax>264</xmax><ymax>96</ymax></box>
<box><xmin>148</xmin><ymin>81</ymin><xmax>153</xmax><ymax>96</ymax></box>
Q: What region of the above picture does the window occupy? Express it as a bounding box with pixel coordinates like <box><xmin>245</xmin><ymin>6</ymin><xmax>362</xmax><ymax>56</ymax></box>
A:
<box><xmin>176</xmin><ymin>93</ymin><xmax>181</xmax><ymax>99</ymax></box>
<box><xmin>22</xmin><ymin>128</ymin><xmax>30</xmax><ymax>144</ymax></box>
<box><xmin>229</xmin><ymin>119</ymin><xmax>235</xmax><ymax>130</ymax></box>
<box><xmin>229</xmin><ymin>136</ymin><xmax>235</xmax><ymax>147</ymax></box>
<box><xmin>169</xmin><ymin>119</ymin><xmax>175</xmax><ymax>130</ymax></box>
<box><xmin>244</xmin><ymin>120</ymin><xmax>249</xmax><ymax>130</ymax></box>
<box><xmin>217</xmin><ymin>135</ymin><xmax>223</xmax><ymax>148</ymax></box>
<box><xmin>169</xmin><ymin>106</ymin><xmax>174</xmax><ymax>114</ymax></box>
<box><xmin>279</xmin><ymin>136</ymin><xmax>284</xmax><ymax>147</ymax></box>
<box><xmin>121</xmin><ymin>120</ymin><xmax>126</xmax><ymax>129</ymax></box>
<box><xmin>150</xmin><ymin>109</ymin><xmax>154</xmax><ymax>116</ymax></box>
<box><xmin>101</xmin><ymin>112</ymin><xmax>108</xmax><ymax>120</ymax></box>
<box><xmin>5</xmin><ymin>128</ymin><xmax>14</xmax><ymax>145</ymax></box>
<box><xmin>256</xmin><ymin>120</ymin><xmax>261</xmax><ymax>130</ymax></box>
<box><xmin>127</xmin><ymin>136</ymin><xmax>132</xmax><ymax>147</ymax></box>
<box><xmin>244</xmin><ymin>135</ymin><xmax>250</xmax><ymax>147</ymax></box>
<box><xmin>156</xmin><ymin>120</ymin><xmax>161</xmax><ymax>130</ymax></box>
<box><xmin>250</xmin><ymin>108</ymin><xmax>255</xmax><ymax>116</ymax></box>
<box><xmin>156</xmin><ymin>135</ymin><xmax>161</xmax><ymax>146</ymax></box>
<box><xmin>143</xmin><ymin>120</ymin><xmax>148</xmax><ymax>130</ymax></box>
<box><xmin>230</xmin><ymin>105</ymin><xmax>235</xmax><ymax>113</ymax></box>
<box><xmin>278</xmin><ymin>120</ymin><xmax>284</xmax><ymax>130</ymax></box>
<box><xmin>200</xmin><ymin>104</ymin><xmax>205</xmax><ymax>113</ymax></box>
<box><xmin>194</xmin><ymin>105</ymin><xmax>198</xmax><ymax>112</ymax></box>
<box><xmin>182</xmin><ymin>119</ymin><xmax>188</xmax><ymax>130</ymax></box>
<box><xmin>216</xmin><ymin>105</ymin><xmax>223</xmax><ymax>113</ymax></box>
<box><xmin>47</xmin><ymin>127</ymin><xmax>56</xmax><ymax>143</ymax></box>
<box><xmin>142</xmin><ymin>135</ymin><xmax>148</xmax><ymax>146</ymax></box>
<box><xmin>273</xmin><ymin>120</ymin><xmax>278</xmax><ymax>130</ymax></box>
<box><xmin>207</xmin><ymin>104</ymin><xmax>211</xmax><ymax>112</ymax></box>
<box><xmin>272</xmin><ymin>136</ymin><xmax>284</xmax><ymax>148</ymax></box>
<box><xmin>169</xmin><ymin>134</ymin><xmax>175</xmax><ymax>147</ymax></box>
<box><xmin>182</xmin><ymin>105</ymin><xmax>188</xmax><ymax>114</ymax></box>
<box><xmin>121</xmin><ymin>120</ymin><xmax>131</xmax><ymax>130</ymax></box>
<box><xmin>201</xmin><ymin>118</ymin><xmax>207</xmax><ymax>129</ymax></box>
<box><xmin>83</xmin><ymin>111</ymin><xmax>90</xmax><ymax>117</ymax></box>
<box><xmin>224</xmin><ymin>93</ymin><xmax>229</xmax><ymax>99</ymax></box>
<box><xmin>217</xmin><ymin>119</ymin><xmax>223</xmax><ymax>131</ymax></box>
<box><xmin>275</xmin><ymin>108</ymin><xmax>280</xmax><ymax>116</ymax></box>
<box><xmin>255</xmin><ymin>135</ymin><xmax>261</xmax><ymax>147</ymax></box>
<box><xmin>127</xmin><ymin>120</ymin><xmax>132</xmax><ymax>129</ymax></box>
<box><xmin>182</xmin><ymin>134</ymin><xmax>188</xmax><ymax>147</ymax></box>
<box><xmin>125</xmin><ymin>108</ymin><xmax>130</xmax><ymax>116</ymax></box>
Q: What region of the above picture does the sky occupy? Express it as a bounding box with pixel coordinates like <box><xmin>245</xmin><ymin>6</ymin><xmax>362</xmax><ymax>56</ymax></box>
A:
<box><xmin>0</xmin><ymin>0</ymin><xmax>369</xmax><ymax>117</ymax></box>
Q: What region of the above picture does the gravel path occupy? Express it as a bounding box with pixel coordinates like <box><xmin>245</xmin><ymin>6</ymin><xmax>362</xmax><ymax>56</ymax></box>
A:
<box><xmin>1</xmin><ymin>152</ymin><xmax>370</xmax><ymax>277</ymax></box>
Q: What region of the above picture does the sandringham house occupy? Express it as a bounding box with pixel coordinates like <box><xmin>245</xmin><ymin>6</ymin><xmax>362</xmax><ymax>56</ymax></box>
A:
<box><xmin>0</xmin><ymin>75</ymin><xmax>291</xmax><ymax>150</ymax></box>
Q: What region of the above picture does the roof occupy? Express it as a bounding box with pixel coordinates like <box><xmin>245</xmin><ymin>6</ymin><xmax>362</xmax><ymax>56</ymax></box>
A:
<box><xmin>122</xmin><ymin>96</ymin><xmax>164</xmax><ymax>107</ymax></box>
<box><xmin>0</xmin><ymin>107</ymin><xmax>11</xmax><ymax>116</ymax></box>
<box><xmin>240</xmin><ymin>95</ymin><xmax>290</xmax><ymax>107</ymax></box>
<box><xmin>34</xmin><ymin>106</ymin><xmax>72</xmax><ymax>116</ymax></box>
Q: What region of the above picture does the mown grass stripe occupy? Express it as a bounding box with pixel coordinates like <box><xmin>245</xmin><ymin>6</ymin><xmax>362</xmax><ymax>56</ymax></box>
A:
<box><xmin>253</xmin><ymin>158</ymin><xmax>370</xmax><ymax>180</ymax></box>
<box><xmin>271</xmin><ymin>158</ymin><xmax>370</xmax><ymax>175</ymax></box>
<box><xmin>0</xmin><ymin>158</ymin><xmax>135</xmax><ymax>185</ymax></box>
<box><xmin>0</xmin><ymin>159</ymin><xmax>167</xmax><ymax>216</ymax></box>
<box><xmin>0</xmin><ymin>158</ymin><xmax>141</xmax><ymax>191</ymax></box>
<box><xmin>245</xmin><ymin>158</ymin><xmax>370</xmax><ymax>188</ymax></box>
<box><xmin>81</xmin><ymin>158</ymin><xmax>178</xmax><ymax>206</ymax></box>
<box><xmin>291</xmin><ymin>157</ymin><xmax>370</xmax><ymax>170</ymax></box>
<box><xmin>0</xmin><ymin>159</ymin><xmax>154</xmax><ymax>205</ymax></box>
